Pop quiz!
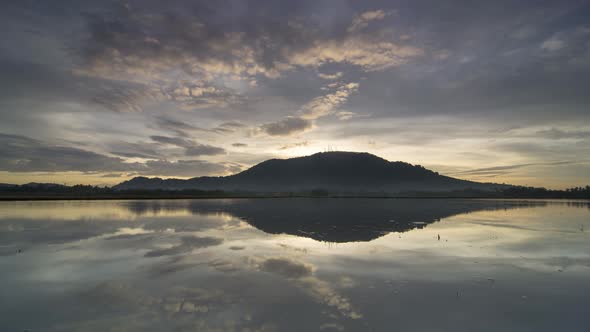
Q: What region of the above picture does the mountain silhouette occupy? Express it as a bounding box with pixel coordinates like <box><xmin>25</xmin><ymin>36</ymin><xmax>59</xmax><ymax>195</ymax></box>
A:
<box><xmin>115</xmin><ymin>151</ymin><xmax>509</xmax><ymax>193</ymax></box>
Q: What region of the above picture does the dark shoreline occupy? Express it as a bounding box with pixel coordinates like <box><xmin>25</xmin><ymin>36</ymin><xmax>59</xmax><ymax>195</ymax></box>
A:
<box><xmin>1</xmin><ymin>194</ymin><xmax>589</xmax><ymax>201</ymax></box>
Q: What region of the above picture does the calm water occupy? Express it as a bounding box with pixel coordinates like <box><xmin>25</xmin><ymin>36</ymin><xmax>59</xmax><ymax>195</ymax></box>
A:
<box><xmin>0</xmin><ymin>199</ymin><xmax>589</xmax><ymax>331</ymax></box>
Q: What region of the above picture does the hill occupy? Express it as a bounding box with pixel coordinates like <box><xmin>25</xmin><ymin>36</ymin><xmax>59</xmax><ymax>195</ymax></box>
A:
<box><xmin>114</xmin><ymin>151</ymin><xmax>509</xmax><ymax>193</ymax></box>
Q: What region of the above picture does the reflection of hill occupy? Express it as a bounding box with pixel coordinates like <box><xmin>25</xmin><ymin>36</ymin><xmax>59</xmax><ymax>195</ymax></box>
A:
<box><xmin>122</xmin><ymin>199</ymin><xmax>547</xmax><ymax>243</ymax></box>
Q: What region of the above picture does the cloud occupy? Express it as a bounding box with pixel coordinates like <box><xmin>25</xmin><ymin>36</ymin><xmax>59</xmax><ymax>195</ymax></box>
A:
<box><xmin>279</xmin><ymin>141</ymin><xmax>309</xmax><ymax>150</ymax></box>
<box><xmin>492</xmin><ymin>141</ymin><xmax>590</xmax><ymax>160</ymax></box>
<box><xmin>0</xmin><ymin>133</ymin><xmax>235</xmax><ymax>177</ymax></box>
<box><xmin>535</xmin><ymin>128</ymin><xmax>590</xmax><ymax>140</ymax></box>
<box><xmin>2</xmin><ymin>0</ymin><xmax>590</xmax><ymax>187</ymax></box>
<box><xmin>150</xmin><ymin>135</ymin><xmax>193</xmax><ymax>148</ymax></box>
<box><xmin>110</xmin><ymin>151</ymin><xmax>157</xmax><ymax>159</ymax></box>
<box><xmin>219</xmin><ymin>122</ymin><xmax>245</xmax><ymax>129</ymax></box>
<box><xmin>153</xmin><ymin>117</ymin><xmax>243</xmax><ymax>137</ymax></box>
<box><xmin>260</xmin><ymin>117</ymin><xmax>312</xmax><ymax>136</ymax></box>
<box><xmin>255</xmin><ymin>81</ymin><xmax>359</xmax><ymax>137</ymax></box>
<box><xmin>65</xmin><ymin>2</ymin><xmax>423</xmax><ymax>115</ymax></box>
<box><xmin>141</xmin><ymin>159</ymin><xmax>234</xmax><ymax>177</ymax></box>
<box><xmin>301</xmin><ymin>82</ymin><xmax>359</xmax><ymax>119</ymax></box>
<box><xmin>100</xmin><ymin>173</ymin><xmax>125</xmax><ymax>178</ymax></box>
<box><xmin>317</xmin><ymin>72</ymin><xmax>343</xmax><ymax>80</ymax></box>
<box><xmin>0</xmin><ymin>133</ymin><xmax>142</xmax><ymax>173</ymax></box>
<box><xmin>150</xmin><ymin>135</ymin><xmax>225</xmax><ymax>156</ymax></box>
<box><xmin>109</xmin><ymin>141</ymin><xmax>162</xmax><ymax>159</ymax></box>
<box><xmin>541</xmin><ymin>37</ymin><xmax>565</xmax><ymax>51</ymax></box>
<box><xmin>153</xmin><ymin>116</ymin><xmax>199</xmax><ymax>137</ymax></box>
<box><xmin>511</xmin><ymin>25</ymin><xmax>536</xmax><ymax>40</ymax></box>
<box><xmin>335</xmin><ymin>111</ymin><xmax>367</xmax><ymax>121</ymax></box>
<box><xmin>161</xmin><ymin>80</ymin><xmax>248</xmax><ymax>110</ymax></box>
<box><xmin>453</xmin><ymin>161</ymin><xmax>578</xmax><ymax>177</ymax></box>
<box><xmin>348</xmin><ymin>10</ymin><xmax>391</xmax><ymax>32</ymax></box>
<box><xmin>255</xmin><ymin>81</ymin><xmax>359</xmax><ymax>136</ymax></box>
<box><xmin>0</xmin><ymin>59</ymin><xmax>155</xmax><ymax>113</ymax></box>
<box><xmin>286</xmin><ymin>36</ymin><xmax>423</xmax><ymax>72</ymax></box>
<box><xmin>185</xmin><ymin>144</ymin><xmax>226</xmax><ymax>156</ymax></box>
<box><xmin>209</xmin><ymin>121</ymin><xmax>247</xmax><ymax>134</ymax></box>
<box><xmin>83</xmin><ymin>78</ymin><xmax>157</xmax><ymax>112</ymax></box>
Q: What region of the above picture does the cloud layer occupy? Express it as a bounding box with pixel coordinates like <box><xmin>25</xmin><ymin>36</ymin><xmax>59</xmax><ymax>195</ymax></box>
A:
<box><xmin>1</xmin><ymin>0</ymin><xmax>589</xmax><ymax>187</ymax></box>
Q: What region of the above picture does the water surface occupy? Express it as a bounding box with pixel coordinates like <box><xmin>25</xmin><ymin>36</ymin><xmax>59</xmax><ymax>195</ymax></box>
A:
<box><xmin>1</xmin><ymin>199</ymin><xmax>589</xmax><ymax>331</ymax></box>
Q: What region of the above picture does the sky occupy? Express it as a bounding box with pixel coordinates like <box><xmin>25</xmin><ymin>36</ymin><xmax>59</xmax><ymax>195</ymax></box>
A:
<box><xmin>0</xmin><ymin>0</ymin><xmax>589</xmax><ymax>189</ymax></box>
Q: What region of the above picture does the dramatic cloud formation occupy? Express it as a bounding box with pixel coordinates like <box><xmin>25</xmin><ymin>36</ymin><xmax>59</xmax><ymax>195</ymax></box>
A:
<box><xmin>0</xmin><ymin>0</ymin><xmax>589</xmax><ymax>187</ymax></box>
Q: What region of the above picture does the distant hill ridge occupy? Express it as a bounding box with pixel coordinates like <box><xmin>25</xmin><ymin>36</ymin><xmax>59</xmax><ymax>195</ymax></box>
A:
<box><xmin>114</xmin><ymin>151</ymin><xmax>509</xmax><ymax>193</ymax></box>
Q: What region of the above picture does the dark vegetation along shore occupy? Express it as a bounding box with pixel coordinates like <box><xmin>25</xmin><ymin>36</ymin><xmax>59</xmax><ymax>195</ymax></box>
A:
<box><xmin>0</xmin><ymin>183</ymin><xmax>589</xmax><ymax>200</ymax></box>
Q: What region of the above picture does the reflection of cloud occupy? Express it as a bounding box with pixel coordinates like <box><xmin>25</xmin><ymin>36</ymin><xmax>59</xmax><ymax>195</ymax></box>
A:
<box><xmin>259</xmin><ymin>257</ymin><xmax>313</xmax><ymax>279</ymax></box>
<box><xmin>147</xmin><ymin>255</ymin><xmax>199</xmax><ymax>276</ymax></box>
<box><xmin>298</xmin><ymin>276</ymin><xmax>362</xmax><ymax>319</ymax></box>
<box><xmin>278</xmin><ymin>243</ymin><xmax>309</xmax><ymax>254</ymax></box>
<box><xmin>0</xmin><ymin>218</ymin><xmax>125</xmax><ymax>247</ymax></box>
<box><xmin>257</xmin><ymin>257</ymin><xmax>361</xmax><ymax>319</ymax></box>
<box><xmin>320</xmin><ymin>323</ymin><xmax>345</xmax><ymax>331</ymax></box>
<box><xmin>71</xmin><ymin>280</ymin><xmax>247</xmax><ymax>331</ymax></box>
<box><xmin>104</xmin><ymin>232</ymin><xmax>154</xmax><ymax>241</ymax></box>
<box><xmin>145</xmin><ymin>236</ymin><xmax>223</xmax><ymax>257</ymax></box>
<box><xmin>338</xmin><ymin>276</ymin><xmax>357</xmax><ymax>289</ymax></box>
<box><xmin>208</xmin><ymin>259</ymin><xmax>241</xmax><ymax>273</ymax></box>
<box><xmin>140</xmin><ymin>217</ymin><xmax>224</xmax><ymax>233</ymax></box>
<box><xmin>82</xmin><ymin>280</ymin><xmax>157</xmax><ymax>309</ymax></box>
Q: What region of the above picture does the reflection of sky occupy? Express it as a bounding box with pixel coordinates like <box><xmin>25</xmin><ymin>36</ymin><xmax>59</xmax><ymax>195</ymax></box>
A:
<box><xmin>0</xmin><ymin>199</ymin><xmax>589</xmax><ymax>331</ymax></box>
